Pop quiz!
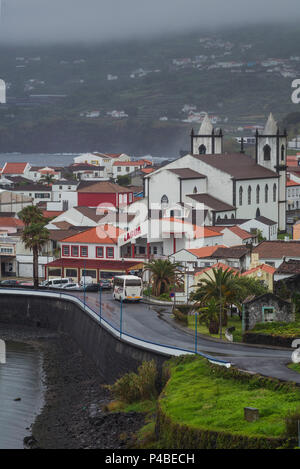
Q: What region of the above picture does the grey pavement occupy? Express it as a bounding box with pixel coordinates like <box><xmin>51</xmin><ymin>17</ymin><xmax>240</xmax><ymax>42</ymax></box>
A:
<box><xmin>74</xmin><ymin>291</ymin><xmax>300</xmax><ymax>384</ymax></box>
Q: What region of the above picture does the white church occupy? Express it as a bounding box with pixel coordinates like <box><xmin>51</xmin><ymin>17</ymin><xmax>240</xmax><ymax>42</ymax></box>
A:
<box><xmin>144</xmin><ymin>113</ymin><xmax>287</xmax><ymax>232</ymax></box>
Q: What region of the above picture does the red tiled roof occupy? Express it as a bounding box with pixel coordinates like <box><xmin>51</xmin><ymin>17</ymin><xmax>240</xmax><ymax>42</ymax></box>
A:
<box><xmin>242</xmin><ymin>264</ymin><xmax>276</xmax><ymax>276</ymax></box>
<box><xmin>287</xmin><ymin>179</ymin><xmax>300</xmax><ymax>187</ymax></box>
<box><xmin>2</xmin><ymin>162</ymin><xmax>28</xmax><ymax>174</ymax></box>
<box><xmin>225</xmin><ymin>225</ymin><xmax>254</xmax><ymax>240</ymax></box>
<box><xmin>194</xmin><ymin>262</ymin><xmax>240</xmax><ymax>276</ymax></box>
<box><xmin>61</xmin><ymin>225</ymin><xmax>124</xmax><ymax>244</ymax></box>
<box><xmin>42</xmin><ymin>210</ymin><xmax>64</xmax><ymax>219</ymax></box>
<box><xmin>141</xmin><ymin>168</ymin><xmax>155</xmax><ymax>174</ymax></box>
<box><xmin>113</xmin><ymin>160</ymin><xmax>145</xmax><ymax>167</ymax></box>
<box><xmin>188</xmin><ymin>245</ymin><xmax>226</xmax><ymax>258</ymax></box>
<box><xmin>0</xmin><ymin>217</ymin><xmax>24</xmax><ymax>228</ymax></box>
<box><xmin>253</xmin><ymin>241</ymin><xmax>300</xmax><ymax>259</ymax></box>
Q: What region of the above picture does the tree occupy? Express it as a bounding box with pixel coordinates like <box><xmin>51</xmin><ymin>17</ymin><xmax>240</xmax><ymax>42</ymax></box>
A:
<box><xmin>190</xmin><ymin>267</ymin><xmax>241</xmax><ymax>328</ymax></box>
<box><xmin>117</xmin><ymin>175</ymin><xmax>131</xmax><ymax>187</ymax></box>
<box><xmin>143</xmin><ymin>259</ymin><xmax>182</xmax><ymax>297</ymax></box>
<box><xmin>19</xmin><ymin>206</ymin><xmax>50</xmax><ymax>288</ymax></box>
<box><xmin>197</xmin><ymin>297</ymin><xmax>220</xmax><ymax>335</ymax></box>
<box><xmin>40</xmin><ymin>173</ymin><xmax>55</xmax><ymax>185</ymax></box>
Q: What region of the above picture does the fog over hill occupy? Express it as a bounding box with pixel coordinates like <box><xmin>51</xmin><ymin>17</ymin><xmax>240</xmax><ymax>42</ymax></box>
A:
<box><xmin>1</xmin><ymin>0</ymin><xmax>300</xmax><ymax>44</ymax></box>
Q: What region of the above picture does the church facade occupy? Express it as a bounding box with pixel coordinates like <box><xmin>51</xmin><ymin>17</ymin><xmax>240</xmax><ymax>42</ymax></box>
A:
<box><xmin>144</xmin><ymin>113</ymin><xmax>287</xmax><ymax>232</ymax></box>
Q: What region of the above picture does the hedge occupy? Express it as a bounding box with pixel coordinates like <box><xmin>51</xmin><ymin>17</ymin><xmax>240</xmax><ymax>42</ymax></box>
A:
<box><xmin>243</xmin><ymin>331</ymin><xmax>295</xmax><ymax>348</ymax></box>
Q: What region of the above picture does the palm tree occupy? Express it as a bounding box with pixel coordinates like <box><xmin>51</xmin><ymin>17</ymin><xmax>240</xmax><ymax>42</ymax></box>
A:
<box><xmin>197</xmin><ymin>297</ymin><xmax>220</xmax><ymax>335</ymax></box>
<box><xmin>40</xmin><ymin>173</ymin><xmax>55</xmax><ymax>186</ymax></box>
<box><xmin>143</xmin><ymin>259</ymin><xmax>182</xmax><ymax>297</ymax></box>
<box><xmin>19</xmin><ymin>206</ymin><xmax>50</xmax><ymax>288</ymax></box>
<box><xmin>191</xmin><ymin>267</ymin><xmax>241</xmax><ymax>331</ymax></box>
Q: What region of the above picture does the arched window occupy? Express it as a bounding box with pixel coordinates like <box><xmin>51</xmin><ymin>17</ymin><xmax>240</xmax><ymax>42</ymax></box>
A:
<box><xmin>256</xmin><ymin>185</ymin><xmax>260</xmax><ymax>204</ymax></box>
<box><xmin>161</xmin><ymin>194</ymin><xmax>169</xmax><ymax>208</ymax></box>
<box><xmin>193</xmin><ymin>186</ymin><xmax>198</xmax><ymax>194</ymax></box>
<box><xmin>263</xmin><ymin>144</ymin><xmax>271</xmax><ymax>161</ymax></box>
<box><xmin>281</xmin><ymin>145</ymin><xmax>285</xmax><ymax>162</ymax></box>
<box><xmin>231</xmin><ymin>213</ymin><xmax>235</xmax><ymax>219</ymax></box>
<box><xmin>239</xmin><ymin>186</ymin><xmax>243</xmax><ymax>206</ymax></box>
<box><xmin>265</xmin><ymin>184</ymin><xmax>269</xmax><ymax>203</ymax></box>
<box><xmin>199</xmin><ymin>144</ymin><xmax>206</xmax><ymax>155</ymax></box>
<box><xmin>273</xmin><ymin>183</ymin><xmax>277</xmax><ymax>202</ymax></box>
<box><xmin>248</xmin><ymin>186</ymin><xmax>252</xmax><ymax>205</ymax></box>
<box><xmin>224</xmin><ymin>214</ymin><xmax>228</xmax><ymax>220</ymax></box>
<box><xmin>256</xmin><ymin>208</ymin><xmax>261</xmax><ymax>218</ymax></box>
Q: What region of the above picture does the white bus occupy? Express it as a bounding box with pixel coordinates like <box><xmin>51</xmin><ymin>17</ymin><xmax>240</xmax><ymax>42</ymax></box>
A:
<box><xmin>113</xmin><ymin>275</ymin><xmax>143</xmax><ymax>302</ymax></box>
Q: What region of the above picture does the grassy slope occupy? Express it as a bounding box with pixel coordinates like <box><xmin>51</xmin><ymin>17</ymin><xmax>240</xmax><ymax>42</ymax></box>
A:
<box><xmin>160</xmin><ymin>357</ymin><xmax>300</xmax><ymax>438</ymax></box>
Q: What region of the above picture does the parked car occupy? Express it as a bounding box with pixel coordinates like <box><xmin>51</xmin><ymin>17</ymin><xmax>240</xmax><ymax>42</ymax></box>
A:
<box><xmin>0</xmin><ymin>279</ymin><xmax>19</xmax><ymax>287</ymax></box>
<box><xmin>61</xmin><ymin>283</ymin><xmax>81</xmax><ymax>291</ymax></box>
<box><xmin>18</xmin><ymin>281</ymin><xmax>34</xmax><ymax>287</ymax></box>
<box><xmin>40</xmin><ymin>278</ymin><xmax>74</xmax><ymax>289</ymax></box>
<box><xmin>99</xmin><ymin>279</ymin><xmax>112</xmax><ymax>290</ymax></box>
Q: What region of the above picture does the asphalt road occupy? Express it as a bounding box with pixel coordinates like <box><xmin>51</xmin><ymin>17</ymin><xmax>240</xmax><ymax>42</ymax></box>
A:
<box><xmin>73</xmin><ymin>290</ymin><xmax>300</xmax><ymax>384</ymax></box>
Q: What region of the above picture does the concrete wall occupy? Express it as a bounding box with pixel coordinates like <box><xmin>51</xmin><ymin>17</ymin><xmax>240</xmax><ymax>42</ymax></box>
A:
<box><xmin>0</xmin><ymin>293</ymin><xmax>169</xmax><ymax>383</ymax></box>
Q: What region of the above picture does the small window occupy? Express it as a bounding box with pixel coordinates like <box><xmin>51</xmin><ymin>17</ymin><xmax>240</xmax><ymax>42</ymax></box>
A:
<box><xmin>71</xmin><ymin>246</ymin><xmax>79</xmax><ymax>257</ymax></box>
<box><xmin>248</xmin><ymin>186</ymin><xmax>252</xmax><ymax>205</ymax></box>
<box><xmin>62</xmin><ymin>245</ymin><xmax>70</xmax><ymax>257</ymax></box>
<box><xmin>263</xmin><ymin>145</ymin><xmax>271</xmax><ymax>161</ymax></box>
<box><xmin>265</xmin><ymin>184</ymin><xmax>269</xmax><ymax>203</ymax></box>
<box><xmin>80</xmin><ymin>246</ymin><xmax>88</xmax><ymax>257</ymax></box>
<box><xmin>239</xmin><ymin>187</ymin><xmax>243</xmax><ymax>206</ymax></box>
<box><xmin>199</xmin><ymin>144</ymin><xmax>206</xmax><ymax>155</ymax></box>
<box><xmin>106</xmin><ymin>247</ymin><xmax>114</xmax><ymax>258</ymax></box>
<box><xmin>281</xmin><ymin>144</ymin><xmax>285</xmax><ymax>162</ymax></box>
<box><xmin>96</xmin><ymin>246</ymin><xmax>104</xmax><ymax>258</ymax></box>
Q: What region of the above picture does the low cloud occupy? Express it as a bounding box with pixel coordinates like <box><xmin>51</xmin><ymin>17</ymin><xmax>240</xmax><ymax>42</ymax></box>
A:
<box><xmin>0</xmin><ymin>0</ymin><xmax>299</xmax><ymax>44</ymax></box>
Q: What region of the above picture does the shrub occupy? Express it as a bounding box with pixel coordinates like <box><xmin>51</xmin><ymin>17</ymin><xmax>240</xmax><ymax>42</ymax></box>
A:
<box><xmin>173</xmin><ymin>308</ymin><xmax>188</xmax><ymax>325</ymax></box>
<box><xmin>286</xmin><ymin>408</ymin><xmax>300</xmax><ymax>438</ymax></box>
<box><xmin>107</xmin><ymin>360</ymin><xmax>158</xmax><ymax>404</ymax></box>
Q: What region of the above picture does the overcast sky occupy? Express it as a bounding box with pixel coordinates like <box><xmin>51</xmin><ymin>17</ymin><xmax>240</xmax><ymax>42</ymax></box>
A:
<box><xmin>0</xmin><ymin>0</ymin><xmax>299</xmax><ymax>44</ymax></box>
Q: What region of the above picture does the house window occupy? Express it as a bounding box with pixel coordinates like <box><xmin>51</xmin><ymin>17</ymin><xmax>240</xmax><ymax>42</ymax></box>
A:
<box><xmin>126</xmin><ymin>167</ymin><xmax>130</xmax><ymax>172</ymax></box>
<box><xmin>199</xmin><ymin>144</ymin><xmax>206</xmax><ymax>155</ymax></box>
<box><xmin>193</xmin><ymin>186</ymin><xmax>198</xmax><ymax>194</ymax></box>
<box><xmin>281</xmin><ymin>144</ymin><xmax>285</xmax><ymax>161</ymax></box>
<box><xmin>263</xmin><ymin>307</ymin><xmax>275</xmax><ymax>323</ymax></box>
<box><xmin>71</xmin><ymin>246</ymin><xmax>79</xmax><ymax>257</ymax></box>
<box><xmin>117</xmin><ymin>167</ymin><xmax>121</xmax><ymax>172</ymax></box>
<box><xmin>80</xmin><ymin>246</ymin><xmax>88</xmax><ymax>257</ymax></box>
<box><xmin>239</xmin><ymin>187</ymin><xmax>243</xmax><ymax>206</ymax></box>
<box><xmin>62</xmin><ymin>245</ymin><xmax>70</xmax><ymax>257</ymax></box>
<box><xmin>161</xmin><ymin>194</ymin><xmax>169</xmax><ymax>208</ymax></box>
<box><xmin>248</xmin><ymin>186</ymin><xmax>252</xmax><ymax>205</ymax></box>
<box><xmin>96</xmin><ymin>246</ymin><xmax>104</xmax><ymax>258</ymax></box>
<box><xmin>106</xmin><ymin>247</ymin><xmax>114</xmax><ymax>258</ymax></box>
<box><xmin>265</xmin><ymin>184</ymin><xmax>269</xmax><ymax>203</ymax></box>
<box><xmin>256</xmin><ymin>185</ymin><xmax>260</xmax><ymax>204</ymax></box>
<box><xmin>263</xmin><ymin>144</ymin><xmax>271</xmax><ymax>161</ymax></box>
<box><xmin>66</xmin><ymin>269</ymin><xmax>78</xmax><ymax>278</ymax></box>
<box><xmin>82</xmin><ymin>269</ymin><xmax>97</xmax><ymax>279</ymax></box>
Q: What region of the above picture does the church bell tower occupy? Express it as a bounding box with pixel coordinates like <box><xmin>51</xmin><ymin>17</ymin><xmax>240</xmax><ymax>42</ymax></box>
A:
<box><xmin>191</xmin><ymin>114</ymin><xmax>223</xmax><ymax>155</ymax></box>
<box><xmin>256</xmin><ymin>113</ymin><xmax>287</xmax><ymax>232</ymax></box>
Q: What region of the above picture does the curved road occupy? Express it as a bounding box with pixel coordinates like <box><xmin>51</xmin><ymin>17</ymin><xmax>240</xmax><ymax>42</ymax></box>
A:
<box><xmin>76</xmin><ymin>290</ymin><xmax>300</xmax><ymax>384</ymax></box>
